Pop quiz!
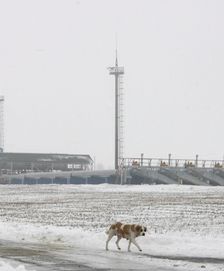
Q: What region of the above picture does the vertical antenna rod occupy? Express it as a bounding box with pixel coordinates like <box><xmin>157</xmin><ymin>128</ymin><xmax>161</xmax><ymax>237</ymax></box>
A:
<box><xmin>0</xmin><ymin>96</ymin><xmax>4</xmax><ymax>152</ymax></box>
<box><xmin>108</xmin><ymin>51</ymin><xmax>124</xmax><ymax>170</ymax></box>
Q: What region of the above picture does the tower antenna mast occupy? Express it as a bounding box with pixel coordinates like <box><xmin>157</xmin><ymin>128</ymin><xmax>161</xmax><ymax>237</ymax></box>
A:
<box><xmin>0</xmin><ymin>96</ymin><xmax>4</xmax><ymax>152</ymax></box>
<box><xmin>108</xmin><ymin>48</ymin><xmax>124</xmax><ymax>170</ymax></box>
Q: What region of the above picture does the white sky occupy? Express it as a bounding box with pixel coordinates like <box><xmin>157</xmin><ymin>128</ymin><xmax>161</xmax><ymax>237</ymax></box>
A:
<box><xmin>0</xmin><ymin>0</ymin><xmax>223</xmax><ymax>169</ymax></box>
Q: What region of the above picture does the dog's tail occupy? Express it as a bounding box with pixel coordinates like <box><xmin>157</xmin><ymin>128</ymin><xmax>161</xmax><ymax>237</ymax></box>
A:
<box><xmin>105</xmin><ymin>224</ymin><xmax>113</xmax><ymax>235</ymax></box>
<box><xmin>105</xmin><ymin>222</ymin><xmax>121</xmax><ymax>235</ymax></box>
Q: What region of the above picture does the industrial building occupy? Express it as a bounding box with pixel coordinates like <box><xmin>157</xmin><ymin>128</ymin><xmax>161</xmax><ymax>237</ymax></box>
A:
<box><xmin>0</xmin><ymin>152</ymin><xmax>93</xmax><ymax>175</ymax></box>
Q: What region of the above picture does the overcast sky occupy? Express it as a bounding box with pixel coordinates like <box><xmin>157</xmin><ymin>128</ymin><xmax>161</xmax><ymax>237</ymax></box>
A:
<box><xmin>0</xmin><ymin>0</ymin><xmax>223</xmax><ymax>169</ymax></box>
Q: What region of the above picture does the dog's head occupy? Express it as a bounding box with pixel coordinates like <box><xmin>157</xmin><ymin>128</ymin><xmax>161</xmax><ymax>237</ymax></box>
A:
<box><xmin>136</xmin><ymin>225</ymin><xmax>147</xmax><ymax>236</ymax></box>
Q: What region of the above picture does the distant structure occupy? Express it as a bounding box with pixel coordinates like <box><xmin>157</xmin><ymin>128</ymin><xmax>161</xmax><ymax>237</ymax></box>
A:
<box><xmin>108</xmin><ymin>52</ymin><xmax>124</xmax><ymax>170</ymax></box>
<box><xmin>0</xmin><ymin>153</ymin><xmax>93</xmax><ymax>174</ymax></box>
<box><xmin>0</xmin><ymin>96</ymin><xmax>4</xmax><ymax>152</ymax></box>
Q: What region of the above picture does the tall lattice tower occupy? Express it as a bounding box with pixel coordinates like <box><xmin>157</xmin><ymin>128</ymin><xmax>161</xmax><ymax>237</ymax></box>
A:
<box><xmin>108</xmin><ymin>53</ymin><xmax>124</xmax><ymax>170</ymax></box>
<box><xmin>0</xmin><ymin>96</ymin><xmax>4</xmax><ymax>152</ymax></box>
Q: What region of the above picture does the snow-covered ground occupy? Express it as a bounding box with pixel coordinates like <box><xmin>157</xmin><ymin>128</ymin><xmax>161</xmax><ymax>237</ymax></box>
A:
<box><xmin>0</xmin><ymin>184</ymin><xmax>224</xmax><ymax>270</ymax></box>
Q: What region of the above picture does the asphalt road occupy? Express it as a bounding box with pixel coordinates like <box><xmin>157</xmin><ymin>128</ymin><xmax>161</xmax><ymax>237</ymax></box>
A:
<box><xmin>0</xmin><ymin>240</ymin><xmax>94</xmax><ymax>271</ymax></box>
<box><xmin>0</xmin><ymin>239</ymin><xmax>224</xmax><ymax>271</ymax></box>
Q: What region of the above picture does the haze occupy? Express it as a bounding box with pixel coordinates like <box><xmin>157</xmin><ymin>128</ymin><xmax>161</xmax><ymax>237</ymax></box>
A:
<box><xmin>0</xmin><ymin>0</ymin><xmax>223</xmax><ymax>169</ymax></box>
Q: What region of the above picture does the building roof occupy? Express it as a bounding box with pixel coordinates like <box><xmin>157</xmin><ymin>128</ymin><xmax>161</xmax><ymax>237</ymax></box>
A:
<box><xmin>0</xmin><ymin>152</ymin><xmax>93</xmax><ymax>164</ymax></box>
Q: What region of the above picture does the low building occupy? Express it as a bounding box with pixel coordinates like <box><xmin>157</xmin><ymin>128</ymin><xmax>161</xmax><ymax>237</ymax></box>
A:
<box><xmin>0</xmin><ymin>152</ymin><xmax>93</xmax><ymax>175</ymax></box>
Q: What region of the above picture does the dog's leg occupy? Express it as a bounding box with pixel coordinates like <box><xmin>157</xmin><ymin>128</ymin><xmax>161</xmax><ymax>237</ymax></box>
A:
<box><xmin>106</xmin><ymin>232</ymin><xmax>114</xmax><ymax>251</ymax></box>
<box><xmin>115</xmin><ymin>236</ymin><xmax>122</xmax><ymax>250</ymax></box>
<box><xmin>128</xmin><ymin>239</ymin><xmax>132</xmax><ymax>252</ymax></box>
<box><xmin>130</xmin><ymin>237</ymin><xmax>142</xmax><ymax>252</ymax></box>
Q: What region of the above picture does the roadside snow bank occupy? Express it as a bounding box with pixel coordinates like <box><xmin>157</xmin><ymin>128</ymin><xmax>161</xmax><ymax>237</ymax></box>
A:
<box><xmin>0</xmin><ymin>221</ymin><xmax>223</xmax><ymax>260</ymax></box>
<box><xmin>0</xmin><ymin>261</ymin><xmax>34</xmax><ymax>271</ymax></box>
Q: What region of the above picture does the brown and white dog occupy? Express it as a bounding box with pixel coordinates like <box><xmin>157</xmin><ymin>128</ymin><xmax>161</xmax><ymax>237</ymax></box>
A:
<box><xmin>106</xmin><ymin>222</ymin><xmax>147</xmax><ymax>252</ymax></box>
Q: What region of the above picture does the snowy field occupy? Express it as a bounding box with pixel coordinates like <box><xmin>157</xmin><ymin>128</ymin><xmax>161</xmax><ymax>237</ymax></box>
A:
<box><xmin>0</xmin><ymin>184</ymin><xmax>224</xmax><ymax>270</ymax></box>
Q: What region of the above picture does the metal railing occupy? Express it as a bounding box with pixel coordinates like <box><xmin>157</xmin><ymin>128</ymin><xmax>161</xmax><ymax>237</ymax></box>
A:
<box><xmin>121</xmin><ymin>157</ymin><xmax>224</xmax><ymax>169</ymax></box>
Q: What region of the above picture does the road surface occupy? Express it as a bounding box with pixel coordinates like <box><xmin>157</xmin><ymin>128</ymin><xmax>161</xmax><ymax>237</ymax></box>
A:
<box><xmin>0</xmin><ymin>239</ymin><xmax>223</xmax><ymax>270</ymax></box>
